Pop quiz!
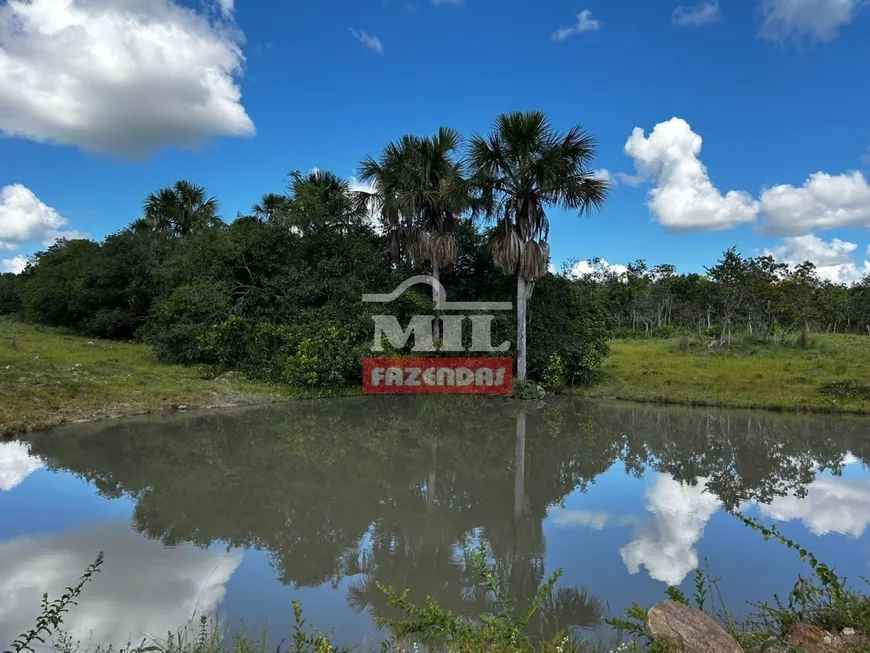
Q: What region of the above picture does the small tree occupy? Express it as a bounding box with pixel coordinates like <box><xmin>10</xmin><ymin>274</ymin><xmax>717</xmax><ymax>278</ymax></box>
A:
<box><xmin>706</xmin><ymin>247</ymin><xmax>749</xmax><ymax>346</ymax></box>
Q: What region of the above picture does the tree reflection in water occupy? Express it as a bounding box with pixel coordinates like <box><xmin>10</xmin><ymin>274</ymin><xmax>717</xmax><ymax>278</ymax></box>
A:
<box><xmin>27</xmin><ymin>396</ymin><xmax>869</xmax><ymax>636</ymax></box>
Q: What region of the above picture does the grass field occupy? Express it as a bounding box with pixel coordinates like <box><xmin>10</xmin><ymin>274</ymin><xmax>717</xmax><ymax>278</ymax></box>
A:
<box><xmin>0</xmin><ymin>318</ymin><xmax>292</xmax><ymax>437</ymax></box>
<box><xmin>572</xmin><ymin>333</ymin><xmax>870</xmax><ymax>414</ymax></box>
<box><xmin>5</xmin><ymin>319</ymin><xmax>870</xmax><ymax>436</ymax></box>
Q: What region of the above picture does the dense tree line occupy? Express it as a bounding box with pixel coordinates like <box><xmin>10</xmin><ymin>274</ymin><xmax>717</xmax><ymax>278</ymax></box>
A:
<box><xmin>573</xmin><ymin>248</ymin><xmax>870</xmax><ymax>343</ymax></box>
<box><xmin>0</xmin><ymin>111</ymin><xmax>613</xmax><ymax>388</ymax></box>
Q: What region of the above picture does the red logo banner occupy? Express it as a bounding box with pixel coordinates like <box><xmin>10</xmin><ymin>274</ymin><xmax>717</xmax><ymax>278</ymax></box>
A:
<box><xmin>363</xmin><ymin>357</ymin><xmax>513</xmax><ymax>395</ymax></box>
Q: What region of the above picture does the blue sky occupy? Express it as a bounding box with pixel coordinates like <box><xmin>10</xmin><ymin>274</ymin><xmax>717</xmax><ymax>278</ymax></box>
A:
<box><xmin>1</xmin><ymin>0</ymin><xmax>869</xmax><ymax>282</ymax></box>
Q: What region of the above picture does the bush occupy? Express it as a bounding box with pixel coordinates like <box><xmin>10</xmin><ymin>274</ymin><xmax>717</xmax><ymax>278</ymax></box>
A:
<box><xmin>145</xmin><ymin>283</ymin><xmax>233</xmax><ymax>363</ymax></box>
<box><xmin>539</xmin><ymin>354</ymin><xmax>565</xmax><ymax>391</ymax></box>
<box><xmin>652</xmin><ymin>324</ymin><xmax>676</xmax><ymax>339</ymax></box>
<box><xmin>528</xmin><ymin>275</ymin><xmax>612</xmax><ymax>387</ymax></box>
<box><xmin>0</xmin><ymin>273</ymin><xmax>22</xmax><ymax>315</ymax></box>
<box><xmin>283</xmin><ymin>325</ymin><xmax>362</xmax><ymax>388</ymax></box>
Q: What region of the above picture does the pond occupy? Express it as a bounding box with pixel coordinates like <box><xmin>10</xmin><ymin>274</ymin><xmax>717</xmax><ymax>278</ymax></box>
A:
<box><xmin>1</xmin><ymin>397</ymin><xmax>869</xmax><ymax>649</ymax></box>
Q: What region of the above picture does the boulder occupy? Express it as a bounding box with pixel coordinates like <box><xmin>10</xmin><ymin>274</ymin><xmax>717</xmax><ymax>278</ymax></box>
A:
<box><xmin>646</xmin><ymin>600</ymin><xmax>743</xmax><ymax>652</ymax></box>
<box><xmin>786</xmin><ymin>623</ymin><xmax>844</xmax><ymax>652</ymax></box>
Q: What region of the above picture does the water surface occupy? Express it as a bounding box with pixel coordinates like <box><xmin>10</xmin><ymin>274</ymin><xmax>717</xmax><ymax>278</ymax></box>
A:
<box><xmin>1</xmin><ymin>397</ymin><xmax>869</xmax><ymax>648</ymax></box>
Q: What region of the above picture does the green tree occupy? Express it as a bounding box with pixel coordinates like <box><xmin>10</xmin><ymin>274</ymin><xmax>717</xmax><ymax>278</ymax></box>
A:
<box><xmin>284</xmin><ymin>170</ymin><xmax>365</xmax><ymax>233</ymax></box>
<box><xmin>251</xmin><ymin>192</ymin><xmax>292</xmax><ymax>223</ymax></box>
<box><xmin>142</xmin><ymin>180</ymin><xmax>222</xmax><ymax>237</ymax></box>
<box><xmin>469</xmin><ymin>111</ymin><xmax>610</xmax><ymax>380</ymax></box>
<box><xmin>0</xmin><ymin>272</ymin><xmax>22</xmax><ymax>315</ymax></box>
<box><xmin>706</xmin><ymin>247</ymin><xmax>749</xmax><ymax>346</ymax></box>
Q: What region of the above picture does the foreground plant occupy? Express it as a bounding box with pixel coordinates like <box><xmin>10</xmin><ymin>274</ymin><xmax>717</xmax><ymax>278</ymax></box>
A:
<box><xmin>3</xmin><ymin>553</ymin><xmax>104</xmax><ymax>653</ymax></box>
<box><xmin>375</xmin><ymin>542</ymin><xmax>588</xmax><ymax>652</ymax></box>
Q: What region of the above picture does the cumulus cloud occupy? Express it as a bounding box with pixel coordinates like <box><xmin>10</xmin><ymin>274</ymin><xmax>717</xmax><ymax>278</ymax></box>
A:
<box><xmin>758</xmin><ymin>0</ymin><xmax>867</xmax><ymax>43</ymax></box>
<box><xmin>0</xmin><ymin>521</ymin><xmax>242</xmax><ymax>647</ymax></box>
<box><xmin>620</xmin><ymin>474</ymin><xmax>721</xmax><ymax>586</ymax></box>
<box><xmin>570</xmin><ymin>258</ymin><xmax>629</xmax><ymax>279</ymax></box>
<box><xmin>624</xmin><ymin>118</ymin><xmax>760</xmax><ymax>231</ymax></box>
<box><xmin>0</xmin><ymin>442</ymin><xmax>43</xmax><ymax>491</ymax></box>
<box><xmin>349</xmin><ymin>28</ymin><xmax>384</xmax><ymax>53</ymax></box>
<box><xmin>2</xmin><ymin>255</ymin><xmax>28</xmax><ymax>273</ymax></box>
<box><xmin>760</xmin><ymin>476</ymin><xmax>870</xmax><ymax>537</ymax></box>
<box><xmin>0</xmin><ymin>184</ymin><xmax>84</xmax><ymax>252</ymax></box>
<box><xmin>672</xmin><ymin>0</ymin><xmax>721</xmax><ymax>25</ymax></box>
<box><xmin>765</xmin><ymin>234</ymin><xmax>870</xmax><ymax>284</ymax></box>
<box><xmin>0</xmin><ymin>0</ymin><xmax>255</xmax><ymax>158</ymax></box>
<box><xmin>759</xmin><ymin>171</ymin><xmax>870</xmax><ymax>236</ymax></box>
<box><xmin>551</xmin><ymin>9</ymin><xmax>601</xmax><ymax>41</ymax></box>
<box><xmin>619</xmin><ymin>455</ymin><xmax>870</xmax><ymax>587</ymax></box>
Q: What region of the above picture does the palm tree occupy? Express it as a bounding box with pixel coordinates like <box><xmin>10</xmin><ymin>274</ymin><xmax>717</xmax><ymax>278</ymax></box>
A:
<box><xmin>251</xmin><ymin>192</ymin><xmax>291</xmax><ymax>223</ymax></box>
<box><xmin>357</xmin><ymin>127</ymin><xmax>477</xmax><ymax>340</ymax></box>
<box><xmin>469</xmin><ymin>111</ymin><xmax>611</xmax><ymax>381</ymax></box>
<box><xmin>285</xmin><ymin>169</ymin><xmax>365</xmax><ymax>233</ymax></box>
<box><xmin>142</xmin><ymin>180</ymin><xmax>221</xmax><ymax>237</ymax></box>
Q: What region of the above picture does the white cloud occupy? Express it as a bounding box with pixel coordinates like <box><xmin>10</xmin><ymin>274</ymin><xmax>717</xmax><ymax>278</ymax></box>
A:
<box><xmin>349</xmin><ymin>28</ymin><xmax>384</xmax><ymax>53</ymax></box>
<box><xmin>217</xmin><ymin>0</ymin><xmax>234</xmax><ymax>17</ymax></box>
<box><xmin>759</xmin><ymin>171</ymin><xmax>870</xmax><ymax>236</ymax></box>
<box><xmin>348</xmin><ymin>176</ymin><xmax>385</xmax><ymax>235</ymax></box>
<box><xmin>0</xmin><ymin>0</ymin><xmax>255</xmax><ymax>158</ymax></box>
<box><xmin>620</xmin><ymin>474</ymin><xmax>721</xmax><ymax>586</ymax></box>
<box><xmin>613</xmin><ymin>172</ymin><xmax>645</xmax><ymax>187</ymax></box>
<box><xmin>672</xmin><ymin>0</ymin><xmax>721</xmax><ymax>25</ymax></box>
<box><xmin>0</xmin><ymin>184</ymin><xmax>84</xmax><ymax>251</ymax></box>
<box><xmin>551</xmin><ymin>9</ymin><xmax>601</xmax><ymax>41</ymax></box>
<box><xmin>0</xmin><ymin>442</ymin><xmax>43</xmax><ymax>491</ymax></box>
<box><xmin>552</xmin><ymin>510</ymin><xmax>611</xmax><ymax>530</ymax></box>
<box><xmin>758</xmin><ymin>0</ymin><xmax>868</xmax><ymax>43</ymax></box>
<box><xmin>765</xmin><ymin>234</ymin><xmax>870</xmax><ymax>284</ymax></box>
<box><xmin>624</xmin><ymin>118</ymin><xmax>760</xmax><ymax>231</ymax></box>
<box><xmin>1</xmin><ymin>255</ymin><xmax>28</xmax><ymax>273</ymax></box>
<box><xmin>759</xmin><ymin>476</ymin><xmax>870</xmax><ymax>538</ymax></box>
<box><xmin>592</xmin><ymin>169</ymin><xmax>612</xmax><ymax>182</ymax></box>
<box><xmin>570</xmin><ymin>258</ymin><xmax>629</xmax><ymax>279</ymax></box>
<box><xmin>0</xmin><ymin>521</ymin><xmax>242</xmax><ymax>648</ymax></box>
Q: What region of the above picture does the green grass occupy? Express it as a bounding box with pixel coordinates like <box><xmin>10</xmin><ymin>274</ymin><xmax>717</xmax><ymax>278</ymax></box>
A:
<box><xmin>0</xmin><ymin>318</ymin><xmax>313</xmax><ymax>437</ymax></box>
<box><xmin>570</xmin><ymin>333</ymin><xmax>870</xmax><ymax>414</ymax></box>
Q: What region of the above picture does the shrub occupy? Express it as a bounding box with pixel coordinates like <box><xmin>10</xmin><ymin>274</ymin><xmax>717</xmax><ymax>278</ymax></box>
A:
<box><xmin>283</xmin><ymin>325</ymin><xmax>362</xmax><ymax>388</ymax></box>
<box><xmin>539</xmin><ymin>354</ymin><xmax>565</xmax><ymax>391</ymax></box>
<box><xmin>652</xmin><ymin>324</ymin><xmax>676</xmax><ymax>339</ymax></box>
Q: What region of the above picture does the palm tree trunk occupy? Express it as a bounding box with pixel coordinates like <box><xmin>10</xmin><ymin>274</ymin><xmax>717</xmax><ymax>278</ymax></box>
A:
<box><xmin>432</xmin><ymin>263</ymin><xmax>441</xmax><ymax>344</ymax></box>
<box><xmin>427</xmin><ymin>442</ymin><xmax>437</xmax><ymax>510</ymax></box>
<box><xmin>516</xmin><ymin>275</ymin><xmax>528</xmax><ymax>382</ymax></box>
<box><xmin>514</xmin><ymin>412</ymin><xmax>526</xmax><ymax>523</ymax></box>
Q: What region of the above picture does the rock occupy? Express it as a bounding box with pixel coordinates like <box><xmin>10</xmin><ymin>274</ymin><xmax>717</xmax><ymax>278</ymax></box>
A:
<box><xmin>786</xmin><ymin>623</ymin><xmax>843</xmax><ymax>652</ymax></box>
<box><xmin>842</xmin><ymin>627</ymin><xmax>856</xmax><ymax>637</ymax></box>
<box><xmin>536</xmin><ymin>385</ymin><xmax>546</xmax><ymax>399</ymax></box>
<box><xmin>646</xmin><ymin>600</ymin><xmax>743</xmax><ymax>653</ymax></box>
